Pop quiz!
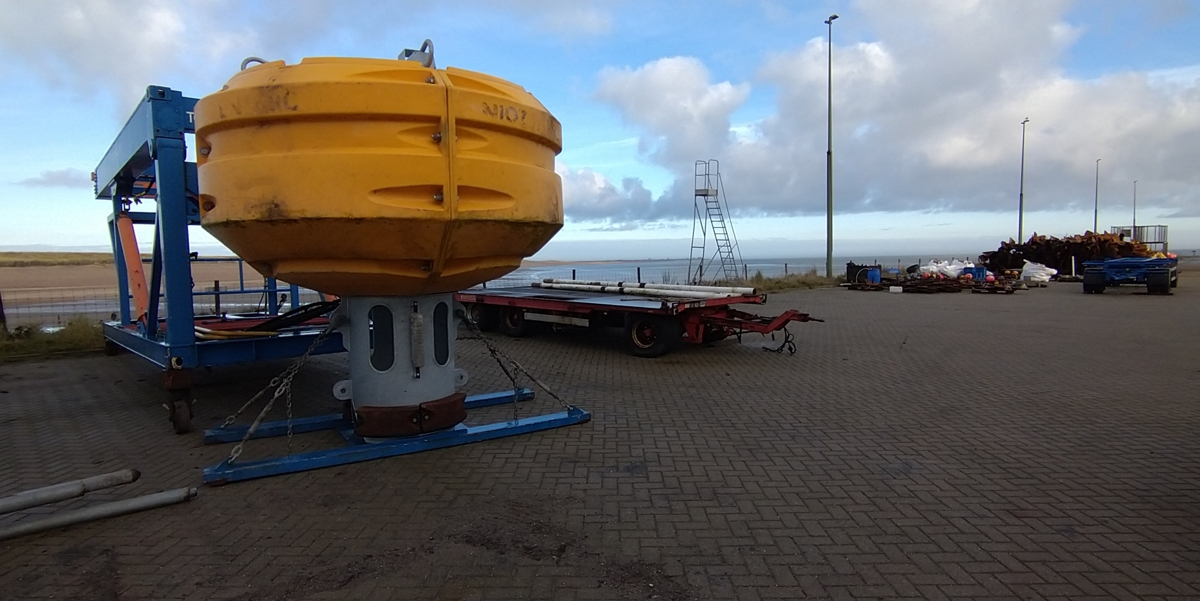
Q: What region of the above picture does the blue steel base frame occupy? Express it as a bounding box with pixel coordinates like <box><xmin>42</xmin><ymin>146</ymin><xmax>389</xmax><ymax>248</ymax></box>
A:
<box><xmin>202</xmin><ymin>389</ymin><xmax>590</xmax><ymax>485</ymax></box>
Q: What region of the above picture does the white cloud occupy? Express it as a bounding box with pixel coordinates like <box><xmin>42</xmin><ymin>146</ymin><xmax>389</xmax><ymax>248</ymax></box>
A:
<box><xmin>16</xmin><ymin>168</ymin><xmax>92</xmax><ymax>188</ymax></box>
<box><xmin>538</xmin><ymin>6</ymin><xmax>613</xmax><ymax>37</ymax></box>
<box><xmin>0</xmin><ymin>0</ymin><xmax>616</xmax><ymax>110</ymax></box>
<box><xmin>578</xmin><ymin>1</ymin><xmax>1200</xmax><ymax>224</ymax></box>
<box><xmin>558</xmin><ymin>164</ymin><xmax>660</xmax><ymax>223</ymax></box>
<box><xmin>594</xmin><ymin>57</ymin><xmax>750</xmax><ymax>168</ymax></box>
<box><xmin>1148</xmin><ymin>64</ymin><xmax>1200</xmax><ymax>87</ymax></box>
<box><xmin>4</xmin><ymin>1</ymin><xmax>1197</xmax><ymax>239</ymax></box>
<box><xmin>0</xmin><ymin>0</ymin><xmax>190</xmax><ymax>107</ymax></box>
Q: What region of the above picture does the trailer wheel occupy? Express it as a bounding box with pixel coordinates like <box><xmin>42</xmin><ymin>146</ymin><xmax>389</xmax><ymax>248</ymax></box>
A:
<box><xmin>498</xmin><ymin>308</ymin><xmax>533</xmax><ymax>337</ymax></box>
<box><xmin>1082</xmin><ymin>269</ymin><xmax>1106</xmax><ymax>294</ymax></box>
<box><xmin>625</xmin><ymin>316</ymin><xmax>682</xmax><ymax>358</ymax></box>
<box><xmin>169</xmin><ymin>400</ymin><xmax>193</xmax><ymax>434</ymax></box>
<box><xmin>1147</xmin><ymin>269</ymin><xmax>1171</xmax><ymax>295</ymax></box>
<box><xmin>467</xmin><ymin>303</ymin><xmax>501</xmax><ymax>332</ymax></box>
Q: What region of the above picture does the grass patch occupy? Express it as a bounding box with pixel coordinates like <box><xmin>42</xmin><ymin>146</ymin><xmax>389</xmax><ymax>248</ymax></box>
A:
<box><xmin>0</xmin><ymin>318</ymin><xmax>106</xmax><ymax>361</ymax></box>
<box><xmin>717</xmin><ymin>269</ymin><xmax>842</xmax><ymax>291</ymax></box>
<box><xmin>0</xmin><ymin>252</ymin><xmax>115</xmax><ymax>267</ymax></box>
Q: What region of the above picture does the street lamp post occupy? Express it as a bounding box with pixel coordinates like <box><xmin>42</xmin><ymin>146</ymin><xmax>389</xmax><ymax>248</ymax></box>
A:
<box><xmin>824</xmin><ymin>13</ymin><xmax>838</xmax><ymax>279</ymax></box>
<box><xmin>1018</xmin><ymin>117</ymin><xmax>1029</xmax><ymax>243</ymax></box>
<box><xmin>1132</xmin><ymin>180</ymin><xmax>1138</xmax><ymax>241</ymax></box>
<box><xmin>1093</xmin><ymin>158</ymin><xmax>1100</xmax><ymax>233</ymax></box>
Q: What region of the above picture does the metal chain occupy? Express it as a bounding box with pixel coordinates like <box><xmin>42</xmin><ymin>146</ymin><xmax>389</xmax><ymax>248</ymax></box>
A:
<box><xmin>286</xmin><ymin>380</ymin><xmax>294</xmax><ymax>455</ymax></box>
<box><xmin>225</xmin><ymin>322</ymin><xmax>337</xmax><ymax>464</ymax></box>
<box><xmin>220</xmin><ymin>376</ymin><xmax>281</xmax><ymax>428</ymax></box>
<box><xmin>459</xmin><ymin>310</ymin><xmax>573</xmax><ymax>412</ymax></box>
<box><xmin>459</xmin><ymin>313</ymin><xmax>524</xmax><ymax>420</ymax></box>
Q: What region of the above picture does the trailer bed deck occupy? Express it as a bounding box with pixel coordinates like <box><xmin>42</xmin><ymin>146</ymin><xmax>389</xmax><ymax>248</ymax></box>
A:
<box><xmin>456</xmin><ymin>282</ymin><xmax>815</xmax><ymax>358</ymax></box>
<box><xmin>457</xmin><ymin>285</ymin><xmax>763</xmax><ymax>314</ymax></box>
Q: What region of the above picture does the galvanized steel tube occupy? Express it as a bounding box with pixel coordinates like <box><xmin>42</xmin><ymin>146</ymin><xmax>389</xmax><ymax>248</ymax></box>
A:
<box><xmin>0</xmin><ymin>487</ymin><xmax>197</xmax><ymax>542</ymax></box>
<box><xmin>542</xmin><ymin>279</ymin><xmax>757</xmax><ymax>296</ymax></box>
<box><xmin>0</xmin><ymin>469</ymin><xmax>141</xmax><ymax>515</ymax></box>
<box><xmin>533</xmin><ymin>282</ymin><xmax>738</xmax><ymax>300</ymax></box>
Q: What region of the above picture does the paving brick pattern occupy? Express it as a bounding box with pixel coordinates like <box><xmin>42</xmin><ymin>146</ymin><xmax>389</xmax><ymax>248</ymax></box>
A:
<box><xmin>1</xmin><ymin>274</ymin><xmax>1198</xmax><ymax>599</ymax></box>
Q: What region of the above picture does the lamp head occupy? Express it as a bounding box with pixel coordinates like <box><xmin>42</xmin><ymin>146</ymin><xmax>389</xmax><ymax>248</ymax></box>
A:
<box><xmin>826</xmin><ymin>14</ymin><xmax>839</xmax><ymax>24</ymax></box>
<box><xmin>1021</xmin><ymin>117</ymin><xmax>1030</xmax><ymax>125</ymax></box>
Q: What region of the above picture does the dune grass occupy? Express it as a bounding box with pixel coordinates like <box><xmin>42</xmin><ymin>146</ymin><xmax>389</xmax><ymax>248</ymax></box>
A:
<box><xmin>715</xmin><ymin>269</ymin><xmax>842</xmax><ymax>291</ymax></box>
<box><xmin>0</xmin><ymin>252</ymin><xmax>115</xmax><ymax>267</ymax></box>
<box><xmin>0</xmin><ymin>318</ymin><xmax>106</xmax><ymax>361</ymax></box>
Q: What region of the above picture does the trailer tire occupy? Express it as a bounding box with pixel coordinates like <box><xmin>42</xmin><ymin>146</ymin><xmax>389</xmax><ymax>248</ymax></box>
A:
<box><xmin>1082</xmin><ymin>269</ymin><xmax>1106</xmax><ymax>294</ymax></box>
<box><xmin>467</xmin><ymin>304</ymin><xmax>501</xmax><ymax>332</ymax></box>
<box><xmin>625</xmin><ymin>315</ymin><xmax>682</xmax><ymax>358</ymax></box>
<box><xmin>1146</xmin><ymin>269</ymin><xmax>1171</xmax><ymax>295</ymax></box>
<box><xmin>498</xmin><ymin>308</ymin><xmax>534</xmax><ymax>337</ymax></box>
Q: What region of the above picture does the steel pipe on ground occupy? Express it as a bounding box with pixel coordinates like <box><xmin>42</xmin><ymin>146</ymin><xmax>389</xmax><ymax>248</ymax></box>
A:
<box><xmin>0</xmin><ymin>487</ymin><xmax>197</xmax><ymax>542</ymax></box>
<box><xmin>543</xmin><ymin>279</ymin><xmax>758</xmax><ymax>295</ymax></box>
<box><xmin>0</xmin><ymin>469</ymin><xmax>141</xmax><ymax>515</ymax></box>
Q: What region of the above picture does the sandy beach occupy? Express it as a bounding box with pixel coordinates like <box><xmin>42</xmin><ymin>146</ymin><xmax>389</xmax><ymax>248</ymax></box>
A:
<box><xmin>0</xmin><ymin>261</ymin><xmax>250</xmax><ymax>291</ymax></box>
<box><xmin>0</xmin><ymin>254</ymin><xmax>1193</xmax><ymax>292</ymax></box>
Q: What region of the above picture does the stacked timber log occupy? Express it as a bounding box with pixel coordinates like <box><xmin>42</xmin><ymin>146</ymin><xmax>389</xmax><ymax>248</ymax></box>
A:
<box><xmin>978</xmin><ymin>232</ymin><xmax>1153</xmax><ymax>274</ymax></box>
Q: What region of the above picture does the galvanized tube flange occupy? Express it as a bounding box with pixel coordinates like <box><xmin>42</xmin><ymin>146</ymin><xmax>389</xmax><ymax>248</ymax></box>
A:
<box><xmin>0</xmin><ymin>487</ymin><xmax>196</xmax><ymax>542</ymax></box>
<box><xmin>0</xmin><ymin>469</ymin><xmax>141</xmax><ymax>515</ymax></box>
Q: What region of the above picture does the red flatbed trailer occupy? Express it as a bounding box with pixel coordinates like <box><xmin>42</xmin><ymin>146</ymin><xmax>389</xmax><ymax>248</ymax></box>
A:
<box><xmin>455</xmin><ymin>280</ymin><xmax>820</xmax><ymax>358</ymax></box>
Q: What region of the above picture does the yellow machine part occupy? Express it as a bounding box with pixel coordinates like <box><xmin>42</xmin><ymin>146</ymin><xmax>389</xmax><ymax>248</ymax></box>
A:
<box><xmin>194</xmin><ymin>57</ymin><xmax>563</xmax><ymax>297</ymax></box>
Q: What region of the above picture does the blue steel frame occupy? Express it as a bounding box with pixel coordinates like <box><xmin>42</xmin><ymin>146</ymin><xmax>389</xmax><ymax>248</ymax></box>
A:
<box><xmin>202</xmin><ymin>389</ymin><xmax>592</xmax><ymax>485</ymax></box>
<box><xmin>95</xmin><ymin>86</ymin><xmax>344</xmax><ymax>370</ymax></box>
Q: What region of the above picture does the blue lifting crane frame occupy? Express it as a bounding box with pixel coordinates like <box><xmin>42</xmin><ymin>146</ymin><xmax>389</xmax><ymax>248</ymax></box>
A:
<box><xmin>94</xmin><ymin>86</ymin><xmax>345</xmax><ymax>377</ymax></box>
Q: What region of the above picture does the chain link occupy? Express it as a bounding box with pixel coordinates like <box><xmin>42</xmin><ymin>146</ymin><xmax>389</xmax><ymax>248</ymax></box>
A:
<box><xmin>225</xmin><ymin>322</ymin><xmax>338</xmax><ymax>464</ymax></box>
<box><xmin>222</xmin><ymin>306</ymin><xmax>568</xmax><ymax>464</ymax></box>
<box><xmin>286</xmin><ymin>380</ymin><xmax>294</xmax><ymax>455</ymax></box>
<box><xmin>459</xmin><ymin>309</ymin><xmax>573</xmax><ymax>412</ymax></box>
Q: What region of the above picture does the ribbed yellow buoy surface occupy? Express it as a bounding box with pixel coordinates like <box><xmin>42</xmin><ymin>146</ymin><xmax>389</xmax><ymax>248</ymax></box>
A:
<box><xmin>194</xmin><ymin>57</ymin><xmax>562</xmax><ymax>297</ymax></box>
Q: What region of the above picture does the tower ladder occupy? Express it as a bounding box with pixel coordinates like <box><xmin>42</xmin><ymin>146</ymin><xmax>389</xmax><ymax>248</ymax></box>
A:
<box><xmin>688</xmin><ymin>160</ymin><xmax>742</xmax><ymax>283</ymax></box>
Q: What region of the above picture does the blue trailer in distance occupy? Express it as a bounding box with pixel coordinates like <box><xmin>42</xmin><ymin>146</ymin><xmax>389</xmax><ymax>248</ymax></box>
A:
<box><xmin>1082</xmin><ymin>257</ymin><xmax>1178</xmax><ymax>295</ymax></box>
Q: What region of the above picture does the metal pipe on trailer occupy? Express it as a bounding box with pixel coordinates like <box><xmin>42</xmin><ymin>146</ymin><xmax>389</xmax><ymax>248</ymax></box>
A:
<box><xmin>0</xmin><ymin>469</ymin><xmax>141</xmax><ymax>515</ymax></box>
<box><xmin>0</xmin><ymin>488</ymin><xmax>197</xmax><ymax>542</ymax></box>
<box><xmin>533</xmin><ymin>282</ymin><xmax>738</xmax><ymax>300</ymax></box>
<box><xmin>542</xmin><ymin>279</ymin><xmax>758</xmax><ymax>296</ymax></box>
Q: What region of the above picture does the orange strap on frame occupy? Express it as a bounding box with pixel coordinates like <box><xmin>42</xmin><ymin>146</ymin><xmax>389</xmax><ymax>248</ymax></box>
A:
<box><xmin>115</xmin><ymin>212</ymin><xmax>150</xmax><ymax>325</ymax></box>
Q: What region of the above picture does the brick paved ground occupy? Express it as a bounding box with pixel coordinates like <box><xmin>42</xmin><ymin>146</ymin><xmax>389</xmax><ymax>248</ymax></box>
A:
<box><xmin>1</xmin><ymin>271</ymin><xmax>1198</xmax><ymax>600</ymax></box>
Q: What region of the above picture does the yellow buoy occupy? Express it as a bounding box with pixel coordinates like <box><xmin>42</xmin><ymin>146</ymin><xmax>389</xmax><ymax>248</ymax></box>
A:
<box><xmin>194</xmin><ymin>56</ymin><xmax>562</xmax><ymax>297</ymax></box>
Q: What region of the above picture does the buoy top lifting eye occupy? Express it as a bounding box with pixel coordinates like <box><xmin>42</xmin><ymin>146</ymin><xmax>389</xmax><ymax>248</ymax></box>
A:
<box><xmin>399</xmin><ymin>39</ymin><xmax>435</xmax><ymax>69</ymax></box>
<box><xmin>240</xmin><ymin>57</ymin><xmax>268</xmax><ymax>71</ymax></box>
<box><xmin>238</xmin><ymin>40</ymin><xmax>434</xmax><ymax>72</ymax></box>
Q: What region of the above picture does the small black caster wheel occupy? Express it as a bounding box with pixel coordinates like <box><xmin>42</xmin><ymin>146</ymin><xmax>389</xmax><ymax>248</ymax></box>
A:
<box><xmin>169</xmin><ymin>399</ymin><xmax>193</xmax><ymax>434</ymax></box>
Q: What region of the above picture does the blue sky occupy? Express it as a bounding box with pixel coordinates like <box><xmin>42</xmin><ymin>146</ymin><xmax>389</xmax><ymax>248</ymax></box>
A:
<box><xmin>1</xmin><ymin>0</ymin><xmax>1198</xmax><ymax>260</ymax></box>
